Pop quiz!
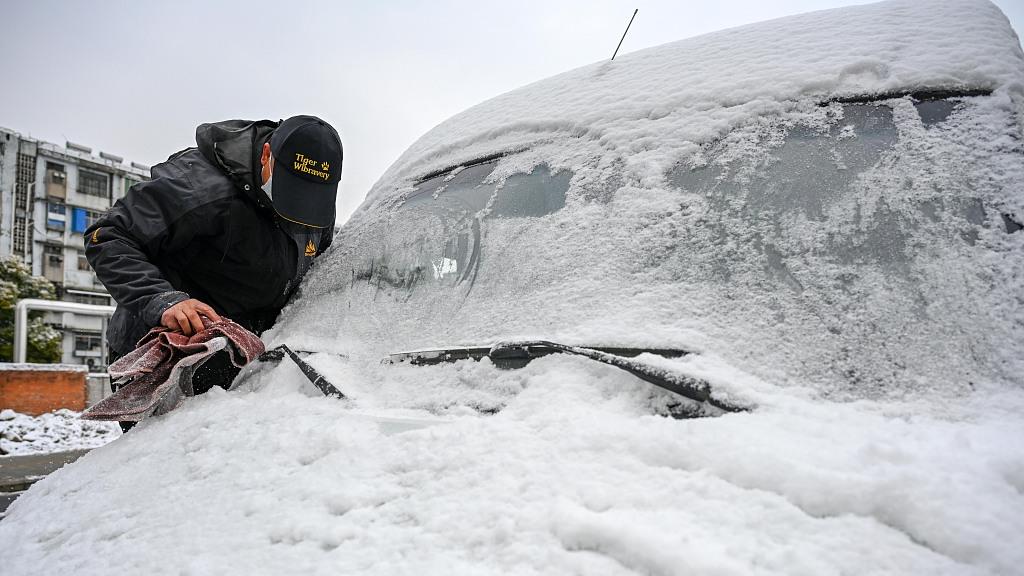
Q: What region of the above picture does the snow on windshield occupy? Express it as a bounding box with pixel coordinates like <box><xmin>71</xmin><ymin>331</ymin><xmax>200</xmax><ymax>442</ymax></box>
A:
<box><xmin>275</xmin><ymin>92</ymin><xmax>1023</xmax><ymax>401</ymax></box>
<box><xmin>265</xmin><ymin>0</ymin><xmax>1024</xmax><ymax>401</ymax></box>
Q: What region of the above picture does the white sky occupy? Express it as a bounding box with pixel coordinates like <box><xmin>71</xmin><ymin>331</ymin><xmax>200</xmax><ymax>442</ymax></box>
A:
<box><xmin>2</xmin><ymin>0</ymin><xmax>1021</xmax><ymax>224</ymax></box>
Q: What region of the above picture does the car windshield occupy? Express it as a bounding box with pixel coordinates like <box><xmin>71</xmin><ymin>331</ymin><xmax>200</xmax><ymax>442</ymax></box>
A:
<box><xmin>277</xmin><ymin>93</ymin><xmax>1023</xmax><ymax>399</ymax></box>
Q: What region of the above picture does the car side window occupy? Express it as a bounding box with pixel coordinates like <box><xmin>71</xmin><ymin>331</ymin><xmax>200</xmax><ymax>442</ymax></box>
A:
<box><xmin>353</xmin><ymin>159</ymin><xmax>572</xmax><ymax>291</ymax></box>
<box><xmin>403</xmin><ymin>161</ymin><xmax>570</xmax><ymax>219</ymax></box>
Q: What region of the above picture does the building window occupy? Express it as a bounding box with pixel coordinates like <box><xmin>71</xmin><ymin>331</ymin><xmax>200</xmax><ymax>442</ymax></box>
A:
<box><xmin>77</xmin><ymin>251</ymin><xmax>91</xmax><ymax>271</ymax></box>
<box><xmin>46</xmin><ymin>162</ymin><xmax>68</xmax><ymax>200</ymax></box>
<box><xmin>124</xmin><ymin>177</ymin><xmax>141</xmax><ymax>196</ymax></box>
<box><xmin>47</xmin><ymin>201</ymin><xmax>66</xmax><ymax>230</ymax></box>
<box><xmin>70</xmin><ymin>207</ymin><xmax>104</xmax><ymax>233</ymax></box>
<box><xmin>78</xmin><ymin>169</ymin><xmax>109</xmax><ymax>198</ymax></box>
<box><xmin>74</xmin><ymin>332</ymin><xmax>103</xmax><ymax>352</ymax></box>
<box><xmin>69</xmin><ymin>292</ymin><xmax>109</xmax><ymax>306</ymax></box>
<box><xmin>14</xmin><ymin>151</ymin><xmax>36</xmax><ymax>256</ymax></box>
<box><xmin>44</xmin><ymin>245</ymin><xmax>63</xmax><ymax>265</ymax></box>
<box><xmin>43</xmin><ymin>245</ymin><xmax>64</xmax><ymax>283</ymax></box>
<box><xmin>47</xmin><ymin>162</ymin><xmax>66</xmax><ymax>184</ymax></box>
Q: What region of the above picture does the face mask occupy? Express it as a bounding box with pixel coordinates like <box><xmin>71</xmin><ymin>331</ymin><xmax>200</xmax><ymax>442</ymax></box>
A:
<box><xmin>261</xmin><ymin>172</ymin><xmax>273</xmax><ymax>202</ymax></box>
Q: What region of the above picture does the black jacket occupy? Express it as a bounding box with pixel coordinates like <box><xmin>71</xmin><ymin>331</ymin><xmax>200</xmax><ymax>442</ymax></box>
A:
<box><xmin>85</xmin><ymin>119</ymin><xmax>334</xmax><ymax>355</ymax></box>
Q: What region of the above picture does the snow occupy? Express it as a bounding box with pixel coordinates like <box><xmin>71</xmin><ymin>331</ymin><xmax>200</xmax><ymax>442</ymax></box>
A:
<box><xmin>2</xmin><ymin>358</ymin><xmax>1023</xmax><ymax>574</ymax></box>
<box><xmin>3</xmin><ymin>0</ymin><xmax>1024</xmax><ymax>573</ymax></box>
<box><xmin>366</xmin><ymin>0</ymin><xmax>1024</xmax><ymax>202</ymax></box>
<box><xmin>0</xmin><ymin>363</ymin><xmax>88</xmax><ymax>372</ymax></box>
<box><xmin>270</xmin><ymin>0</ymin><xmax>1024</xmax><ymax>400</ymax></box>
<box><xmin>287</xmin><ymin>82</ymin><xmax>1024</xmax><ymax>398</ymax></box>
<box><xmin>0</xmin><ymin>409</ymin><xmax>120</xmax><ymax>456</ymax></box>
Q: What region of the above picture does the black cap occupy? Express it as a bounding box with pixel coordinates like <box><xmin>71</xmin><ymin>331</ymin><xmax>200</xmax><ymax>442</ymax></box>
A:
<box><xmin>269</xmin><ymin>115</ymin><xmax>343</xmax><ymax>228</ymax></box>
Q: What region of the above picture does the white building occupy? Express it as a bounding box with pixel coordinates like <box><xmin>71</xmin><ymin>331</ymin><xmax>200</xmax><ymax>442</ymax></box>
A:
<box><xmin>0</xmin><ymin>126</ymin><xmax>149</xmax><ymax>369</ymax></box>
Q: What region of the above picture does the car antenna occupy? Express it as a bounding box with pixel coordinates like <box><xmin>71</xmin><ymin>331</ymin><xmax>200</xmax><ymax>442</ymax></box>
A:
<box><xmin>611</xmin><ymin>9</ymin><xmax>638</xmax><ymax>61</ymax></box>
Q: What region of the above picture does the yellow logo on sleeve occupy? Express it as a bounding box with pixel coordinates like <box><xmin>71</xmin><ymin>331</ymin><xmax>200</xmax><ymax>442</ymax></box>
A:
<box><xmin>304</xmin><ymin>239</ymin><xmax>317</xmax><ymax>257</ymax></box>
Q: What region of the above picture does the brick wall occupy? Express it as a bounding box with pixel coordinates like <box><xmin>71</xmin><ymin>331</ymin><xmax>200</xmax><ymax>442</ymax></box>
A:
<box><xmin>0</xmin><ymin>365</ymin><xmax>88</xmax><ymax>416</ymax></box>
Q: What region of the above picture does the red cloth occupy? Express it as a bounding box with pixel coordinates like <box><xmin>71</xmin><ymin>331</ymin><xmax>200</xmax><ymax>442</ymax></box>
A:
<box><xmin>82</xmin><ymin>320</ymin><xmax>265</xmax><ymax>422</ymax></box>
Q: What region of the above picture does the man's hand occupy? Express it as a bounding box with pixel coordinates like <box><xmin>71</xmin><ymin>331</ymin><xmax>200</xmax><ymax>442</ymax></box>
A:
<box><xmin>161</xmin><ymin>299</ymin><xmax>222</xmax><ymax>336</ymax></box>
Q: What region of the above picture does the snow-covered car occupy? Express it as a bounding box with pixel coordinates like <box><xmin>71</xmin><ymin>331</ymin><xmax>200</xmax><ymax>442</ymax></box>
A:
<box><xmin>4</xmin><ymin>0</ymin><xmax>1024</xmax><ymax>574</ymax></box>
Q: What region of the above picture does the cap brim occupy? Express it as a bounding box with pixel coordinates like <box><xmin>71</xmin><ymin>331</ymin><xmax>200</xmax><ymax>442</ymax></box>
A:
<box><xmin>271</xmin><ymin>164</ymin><xmax>338</xmax><ymax>228</ymax></box>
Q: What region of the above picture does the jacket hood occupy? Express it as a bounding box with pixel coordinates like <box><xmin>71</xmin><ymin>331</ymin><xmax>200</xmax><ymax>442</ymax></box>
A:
<box><xmin>196</xmin><ymin>119</ymin><xmax>279</xmax><ymax>209</ymax></box>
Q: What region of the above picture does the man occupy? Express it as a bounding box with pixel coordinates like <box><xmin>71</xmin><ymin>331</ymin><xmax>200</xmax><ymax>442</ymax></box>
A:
<box><xmin>85</xmin><ymin>116</ymin><xmax>342</xmax><ymax>407</ymax></box>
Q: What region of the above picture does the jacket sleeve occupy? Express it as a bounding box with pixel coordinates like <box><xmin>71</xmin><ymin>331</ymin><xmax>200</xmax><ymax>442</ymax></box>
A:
<box><xmin>318</xmin><ymin>224</ymin><xmax>334</xmax><ymax>254</ymax></box>
<box><xmin>84</xmin><ymin>164</ymin><xmax>203</xmax><ymax>328</ymax></box>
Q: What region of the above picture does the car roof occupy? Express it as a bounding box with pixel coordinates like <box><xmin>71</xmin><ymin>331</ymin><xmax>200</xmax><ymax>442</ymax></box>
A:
<box><xmin>362</xmin><ymin>0</ymin><xmax>1023</xmax><ymax>210</ymax></box>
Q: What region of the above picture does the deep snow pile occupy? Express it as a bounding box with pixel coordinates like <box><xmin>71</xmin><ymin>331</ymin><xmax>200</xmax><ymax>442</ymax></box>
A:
<box><xmin>0</xmin><ymin>409</ymin><xmax>120</xmax><ymax>456</ymax></box>
<box><xmin>1</xmin><ymin>357</ymin><xmax>1023</xmax><ymax>575</ymax></box>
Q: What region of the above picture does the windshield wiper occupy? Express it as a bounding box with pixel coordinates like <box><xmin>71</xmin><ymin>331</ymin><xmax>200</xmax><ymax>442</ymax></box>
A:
<box><xmin>821</xmin><ymin>87</ymin><xmax>992</xmax><ymax>106</ymax></box>
<box><xmin>389</xmin><ymin>341</ymin><xmax>747</xmax><ymax>414</ymax></box>
<box><xmin>248</xmin><ymin>341</ymin><xmax>749</xmax><ymax>416</ymax></box>
<box><xmin>254</xmin><ymin>345</ymin><xmax>346</xmax><ymax>399</ymax></box>
<box><xmin>389</xmin><ymin>343</ymin><xmax>687</xmax><ymax>368</ymax></box>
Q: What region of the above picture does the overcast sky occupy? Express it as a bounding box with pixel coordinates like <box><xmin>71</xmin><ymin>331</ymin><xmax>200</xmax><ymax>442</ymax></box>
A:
<box><xmin>2</xmin><ymin>0</ymin><xmax>1021</xmax><ymax>223</ymax></box>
